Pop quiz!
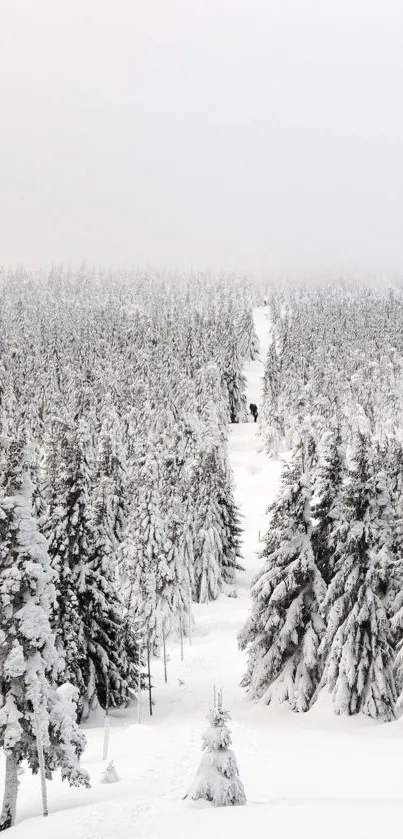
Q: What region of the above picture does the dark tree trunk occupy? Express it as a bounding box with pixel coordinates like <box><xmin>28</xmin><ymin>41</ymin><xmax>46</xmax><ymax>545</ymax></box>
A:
<box><xmin>0</xmin><ymin>753</ymin><xmax>19</xmax><ymax>831</ymax></box>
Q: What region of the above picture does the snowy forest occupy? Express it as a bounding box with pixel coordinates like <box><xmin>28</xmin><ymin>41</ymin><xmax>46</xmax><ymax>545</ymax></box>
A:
<box><xmin>0</xmin><ymin>267</ymin><xmax>258</xmax><ymax>829</ymax></box>
<box><xmin>240</xmin><ymin>284</ymin><xmax>403</xmax><ymax>720</ymax></box>
<box><xmin>3</xmin><ymin>271</ymin><xmax>403</xmax><ymax>831</ymax></box>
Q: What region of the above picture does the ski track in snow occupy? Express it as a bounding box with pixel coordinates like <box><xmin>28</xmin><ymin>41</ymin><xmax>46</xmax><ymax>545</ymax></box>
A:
<box><xmin>3</xmin><ymin>307</ymin><xmax>403</xmax><ymax>838</ymax></box>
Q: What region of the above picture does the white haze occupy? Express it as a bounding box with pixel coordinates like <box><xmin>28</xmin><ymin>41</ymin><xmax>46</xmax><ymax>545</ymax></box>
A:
<box><xmin>0</xmin><ymin>0</ymin><xmax>402</xmax><ymax>278</ymax></box>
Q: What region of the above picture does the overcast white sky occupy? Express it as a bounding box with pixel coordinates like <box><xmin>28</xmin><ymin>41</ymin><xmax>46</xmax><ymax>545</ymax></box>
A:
<box><xmin>0</xmin><ymin>1</ymin><xmax>402</xmax><ymax>279</ymax></box>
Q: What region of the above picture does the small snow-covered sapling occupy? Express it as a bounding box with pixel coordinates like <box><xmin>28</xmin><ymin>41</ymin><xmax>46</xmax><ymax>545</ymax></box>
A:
<box><xmin>188</xmin><ymin>698</ymin><xmax>246</xmax><ymax>807</ymax></box>
<box><xmin>100</xmin><ymin>761</ymin><xmax>120</xmax><ymax>784</ymax></box>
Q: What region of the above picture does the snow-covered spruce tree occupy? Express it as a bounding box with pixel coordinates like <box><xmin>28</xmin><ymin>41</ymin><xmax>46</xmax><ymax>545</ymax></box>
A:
<box><xmin>387</xmin><ymin>440</ymin><xmax>403</xmax><ymax>710</ymax></box>
<box><xmin>122</xmin><ymin>397</ymin><xmax>196</xmax><ymax>650</ymax></box>
<box><xmin>151</xmin><ymin>401</ymin><xmax>196</xmax><ymax>640</ymax></box>
<box><xmin>191</xmin><ymin>444</ymin><xmax>224</xmax><ymax>604</ymax></box>
<box><xmin>384</xmin><ymin>437</ymin><xmax>403</xmax><ymax>619</ymax></box>
<box><xmin>95</xmin><ymin>396</ymin><xmax>128</xmax><ymax>549</ymax></box>
<box><xmin>216</xmin><ymin>450</ymin><xmax>243</xmax><ymax>586</ymax></box>
<box><xmin>311</xmin><ymin>426</ymin><xmax>345</xmax><ymax>585</ymax></box>
<box><xmin>320</xmin><ymin>433</ymin><xmax>397</xmax><ymax>720</ymax></box>
<box><xmin>84</xmin><ymin>486</ymin><xmax>139</xmax><ymax>714</ymax></box>
<box><xmin>191</xmin><ymin>438</ymin><xmax>242</xmax><ymax>603</ymax></box>
<box><xmin>185</xmin><ymin>369</ymin><xmax>243</xmax><ymax>603</ymax></box>
<box><xmin>261</xmin><ymin>339</ymin><xmax>285</xmax><ymax>455</ymax></box>
<box><xmin>45</xmin><ymin>421</ymin><xmax>94</xmax><ymax>718</ymax></box>
<box><xmin>237</xmin><ymin>306</ymin><xmax>260</xmax><ymax>361</ymax></box>
<box><xmin>120</xmin><ymin>436</ymin><xmax>162</xmax><ymax>651</ymax></box>
<box><xmin>194</xmin><ymin>362</ymin><xmax>230</xmax><ymax>433</ymax></box>
<box><xmin>46</xmin><ymin>418</ymin><xmax>135</xmax><ymax>719</ymax></box>
<box><xmin>223</xmin><ymin>339</ymin><xmax>248</xmax><ymax>424</ymax></box>
<box><xmin>189</xmin><ymin>703</ymin><xmax>246</xmax><ymax>807</ymax></box>
<box><xmin>238</xmin><ymin>447</ymin><xmax>325</xmax><ymax>711</ymax></box>
<box><xmin>0</xmin><ymin>439</ymin><xmax>89</xmax><ymax>832</ymax></box>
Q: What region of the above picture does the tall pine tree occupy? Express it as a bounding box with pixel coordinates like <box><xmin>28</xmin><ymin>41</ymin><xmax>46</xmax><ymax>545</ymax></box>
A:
<box><xmin>320</xmin><ymin>434</ymin><xmax>397</xmax><ymax>720</ymax></box>
<box><xmin>0</xmin><ymin>439</ymin><xmax>89</xmax><ymax>831</ymax></box>
<box><xmin>239</xmin><ymin>448</ymin><xmax>325</xmax><ymax>711</ymax></box>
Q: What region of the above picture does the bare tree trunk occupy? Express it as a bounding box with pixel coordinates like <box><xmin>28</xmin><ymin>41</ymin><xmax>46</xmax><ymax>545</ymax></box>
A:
<box><xmin>162</xmin><ymin>634</ymin><xmax>168</xmax><ymax>683</ymax></box>
<box><xmin>34</xmin><ymin>700</ymin><xmax>49</xmax><ymax>818</ymax></box>
<box><xmin>179</xmin><ymin>607</ymin><xmax>184</xmax><ymax>662</ymax></box>
<box><xmin>147</xmin><ymin>640</ymin><xmax>153</xmax><ymax>716</ymax></box>
<box><xmin>137</xmin><ymin>645</ymin><xmax>142</xmax><ymax>724</ymax></box>
<box><xmin>0</xmin><ymin>753</ymin><xmax>19</xmax><ymax>831</ymax></box>
<box><xmin>102</xmin><ymin>673</ymin><xmax>110</xmax><ymax>762</ymax></box>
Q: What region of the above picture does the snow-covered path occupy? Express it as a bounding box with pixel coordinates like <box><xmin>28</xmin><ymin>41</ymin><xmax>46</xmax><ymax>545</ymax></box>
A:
<box><xmin>5</xmin><ymin>307</ymin><xmax>403</xmax><ymax>838</ymax></box>
<box><xmin>229</xmin><ymin>306</ymin><xmax>281</xmax><ymax>587</ymax></box>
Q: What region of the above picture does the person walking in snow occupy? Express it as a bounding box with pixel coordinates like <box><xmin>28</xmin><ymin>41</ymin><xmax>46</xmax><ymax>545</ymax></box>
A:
<box><xmin>249</xmin><ymin>403</ymin><xmax>258</xmax><ymax>422</ymax></box>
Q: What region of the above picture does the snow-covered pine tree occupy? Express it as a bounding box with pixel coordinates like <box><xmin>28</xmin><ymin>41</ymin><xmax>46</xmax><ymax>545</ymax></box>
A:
<box><xmin>261</xmin><ymin>338</ymin><xmax>285</xmax><ymax>455</ymax></box>
<box><xmin>189</xmin><ymin>700</ymin><xmax>246</xmax><ymax>806</ymax></box>
<box><xmin>320</xmin><ymin>433</ymin><xmax>397</xmax><ymax>720</ymax></box>
<box><xmin>216</xmin><ymin>450</ymin><xmax>243</xmax><ymax>586</ymax></box>
<box><xmin>386</xmin><ymin>439</ymin><xmax>403</xmax><ymax>711</ymax></box>
<box><xmin>195</xmin><ymin>362</ymin><xmax>229</xmax><ymax>433</ymax></box>
<box><xmin>0</xmin><ymin>439</ymin><xmax>89</xmax><ymax>831</ymax></box>
<box><xmin>123</xmin><ymin>390</ymin><xmax>196</xmax><ymax>650</ymax></box>
<box><xmin>151</xmin><ymin>401</ymin><xmax>196</xmax><ymax>641</ymax></box>
<box><xmin>183</xmin><ymin>368</ymin><xmax>244</xmax><ymax>603</ymax></box>
<box><xmin>95</xmin><ymin>396</ymin><xmax>128</xmax><ymax>549</ymax></box>
<box><xmin>223</xmin><ymin>339</ymin><xmax>248</xmax><ymax>424</ymax></box>
<box><xmin>311</xmin><ymin>426</ymin><xmax>345</xmax><ymax>585</ymax></box>
<box><xmin>84</xmin><ymin>486</ymin><xmax>138</xmax><ymax>714</ymax></box>
<box><xmin>45</xmin><ymin>420</ymin><xmax>94</xmax><ymax>719</ymax></box>
<box><xmin>191</xmin><ymin>443</ymin><xmax>224</xmax><ymax>604</ymax></box>
<box><xmin>262</xmin><ymin>338</ymin><xmax>280</xmax><ymax>408</ymax></box>
<box><xmin>238</xmin><ymin>446</ymin><xmax>325</xmax><ymax>711</ymax></box>
<box><xmin>191</xmin><ymin>437</ymin><xmax>242</xmax><ymax>604</ymax></box>
<box><xmin>237</xmin><ymin>306</ymin><xmax>260</xmax><ymax>361</ymax></box>
<box><xmin>46</xmin><ymin>418</ymin><xmax>135</xmax><ymax>719</ymax></box>
<box><xmin>120</xmin><ymin>436</ymin><xmax>161</xmax><ymax>651</ymax></box>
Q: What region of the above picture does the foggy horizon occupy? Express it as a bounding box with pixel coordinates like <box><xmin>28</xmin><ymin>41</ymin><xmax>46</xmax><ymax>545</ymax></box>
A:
<box><xmin>1</xmin><ymin>0</ymin><xmax>402</xmax><ymax>280</ymax></box>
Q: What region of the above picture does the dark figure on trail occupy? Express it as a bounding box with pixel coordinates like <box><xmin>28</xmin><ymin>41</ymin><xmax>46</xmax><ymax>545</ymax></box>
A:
<box><xmin>249</xmin><ymin>403</ymin><xmax>258</xmax><ymax>422</ymax></box>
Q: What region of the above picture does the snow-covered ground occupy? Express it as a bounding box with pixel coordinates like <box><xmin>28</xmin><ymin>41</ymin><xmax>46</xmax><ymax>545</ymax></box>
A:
<box><xmin>3</xmin><ymin>307</ymin><xmax>403</xmax><ymax>838</ymax></box>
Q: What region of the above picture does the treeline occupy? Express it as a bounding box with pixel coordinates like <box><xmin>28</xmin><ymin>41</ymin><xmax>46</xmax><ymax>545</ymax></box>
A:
<box><xmin>261</xmin><ymin>285</ymin><xmax>403</xmax><ymax>452</ymax></box>
<box><xmin>240</xmin><ymin>284</ymin><xmax>403</xmax><ymax>721</ymax></box>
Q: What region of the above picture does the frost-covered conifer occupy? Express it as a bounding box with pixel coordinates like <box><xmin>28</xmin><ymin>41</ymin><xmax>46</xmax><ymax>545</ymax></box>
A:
<box><xmin>125</xmin><ymin>404</ymin><xmax>194</xmax><ymax>647</ymax></box>
<box><xmin>0</xmin><ymin>440</ymin><xmax>89</xmax><ymax>831</ymax></box>
<box><xmin>311</xmin><ymin>427</ymin><xmax>345</xmax><ymax>585</ymax></box>
<box><xmin>384</xmin><ymin>438</ymin><xmax>403</xmax><ymax>623</ymax></box>
<box><xmin>95</xmin><ymin>396</ymin><xmax>128</xmax><ymax>548</ymax></box>
<box><xmin>84</xmin><ymin>489</ymin><xmax>138</xmax><ymax>714</ymax></box>
<box><xmin>216</xmin><ymin>452</ymin><xmax>243</xmax><ymax>586</ymax></box>
<box><xmin>239</xmin><ymin>449</ymin><xmax>325</xmax><ymax>711</ymax></box>
<box><xmin>237</xmin><ymin>307</ymin><xmax>260</xmax><ymax>361</ymax></box>
<box><xmin>192</xmin><ymin>453</ymin><xmax>224</xmax><ymax>603</ymax></box>
<box><xmin>261</xmin><ymin>340</ymin><xmax>285</xmax><ymax>454</ymax></box>
<box><xmin>223</xmin><ymin>340</ymin><xmax>248</xmax><ymax>424</ymax></box>
<box><xmin>320</xmin><ymin>434</ymin><xmax>397</xmax><ymax>720</ymax></box>
<box><xmin>46</xmin><ymin>418</ymin><xmax>134</xmax><ymax>719</ymax></box>
<box><xmin>195</xmin><ymin>362</ymin><xmax>229</xmax><ymax>432</ymax></box>
<box><xmin>121</xmin><ymin>437</ymin><xmax>162</xmax><ymax>649</ymax></box>
<box><xmin>189</xmin><ymin>703</ymin><xmax>246</xmax><ymax>807</ymax></box>
<box><xmin>45</xmin><ymin>421</ymin><xmax>94</xmax><ymax>718</ymax></box>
